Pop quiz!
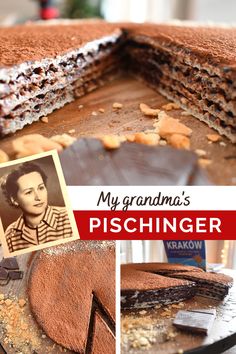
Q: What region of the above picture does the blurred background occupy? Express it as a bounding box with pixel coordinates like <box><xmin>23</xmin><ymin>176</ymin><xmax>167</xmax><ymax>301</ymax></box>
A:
<box><xmin>121</xmin><ymin>240</ymin><xmax>236</xmax><ymax>270</ymax></box>
<box><xmin>0</xmin><ymin>0</ymin><xmax>236</xmax><ymax>26</ymax></box>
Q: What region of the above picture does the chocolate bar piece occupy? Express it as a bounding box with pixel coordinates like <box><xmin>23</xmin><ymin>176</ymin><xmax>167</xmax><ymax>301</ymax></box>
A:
<box><xmin>0</xmin><ymin>266</ymin><xmax>8</xmax><ymax>280</ymax></box>
<box><xmin>8</xmin><ymin>270</ymin><xmax>24</xmax><ymax>280</ymax></box>
<box><xmin>60</xmin><ymin>138</ymin><xmax>210</xmax><ymax>185</ymax></box>
<box><xmin>173</xmin><ymin>309</ymin><xmax>216</xmax><ymax>335</ymax></box>
<box><xmin>0</xmin><ymin>257</ymin><xmax>19</xmax><ymax>270</ymax></box>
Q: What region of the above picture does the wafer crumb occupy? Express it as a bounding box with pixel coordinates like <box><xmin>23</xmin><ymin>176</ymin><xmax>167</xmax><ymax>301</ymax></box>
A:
<box><xmin>68</xmin><ymin>129</ymin><xmax>76</xmax><ymax>134</ymax></box>
<box><xmin>126</xmin><ymin>134</ymin><xmax>136</xmax><ymax>142</ymax></box>
<box><xmin>5</xmin><ymin>299</ymin><xmax>12</xmax><ymax>307</ymax></box>
<box><xmin>139</xmin><ymin>310</ymin><xmax>147</xmax><ymax>315</ymax></box>
<box><xmin>134</xmin><ymin>132</ymin><xmax>160</xmax><ymax>146</ymax></box>
<box><xmin>0</xmin><ymin>149</ymin><xmax>9</xmax><ymax>163</ymax></box>
<box><xmin>101</xmin><ymin>135</ymin><xmax>122</xmax><ymax>149</ymax></box>
<box><xmin>156</xmin><ymin>111</ymin><xmax>192</xmax><ymax>138</ymax></box>
<box><xmin>181</xmin><ymin>111</ymin><xmax>190</xmax><ymax>116</ymax></box>
<box><xmin>162</xmin><ymin>102</ymin><xmax>180</xmax><ymax>111</ymax></box>
<box><xmin>159</xmin><ymin>140</ymin><xmax>167</xmax><ymax>146</ymax></box>
<box><xmin>207</xmin><ymin>133</ymin><xmax>221</xmax><ymax>142</ymax></box>
<box><xmin>18</xmin><ymin>299</ymin><xmax>26</xmax><ymax>307</ymax></box>
<box><xmin>50</xmin><ymin>133</ymin><xmax>76</xmax><ymax>148</ymax></box>
<box><xmin>198</xmin><ymin>158</ymin><xmax>212</xmax><ymax>168</ymax></box>
<box><xmin>99</xmin><ymin>108</ymin><xmax>105</xmax><ymax>113</ymax></box>
<box><xmin>195</xmin><ymin>149</ymin><xmax>207</xmax><ymax>157</ymax></box>
<box><xmin>139</xmin><ymin>103</ymin><xmax>160</xmax><ymax>117</ymax></box>
<box><xmin>78</xmin><ymin>104</ymin><xmax>84</xmax><ymax>109</ymax></box>
<box><xmin>40</xmin><ymin>116</ymin><xmax>48</xmax><ymax>123</ymax></box>
<box><xmin>92</xmin><ymin>111</ymin><xmax>98</xmax><ymax>116</ymax></box>
<box><xmin>113</xmin><ymin>102</ymin><xmax>123</xmax><ymax>109</ymax></box>
<box><xmin>220</xmin><ymin>141</ymin><xmax>227</xmax><ymax>147</ymax></box>
<box><xmin>12</xmin><ymin>134</ymin><xmax>63</xmax><ymax>158</ymax></box>
<box><xmin>167</xmin><ymin>134</ymin><xmax>190</xmax><ymax>150</ymax></box>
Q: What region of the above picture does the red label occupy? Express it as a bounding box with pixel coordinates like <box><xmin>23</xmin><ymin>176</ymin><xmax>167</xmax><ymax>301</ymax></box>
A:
<box><xmin>73</xmin><ymin>210</ymin><xmax>236</xmax><ymax>240</ymax></box>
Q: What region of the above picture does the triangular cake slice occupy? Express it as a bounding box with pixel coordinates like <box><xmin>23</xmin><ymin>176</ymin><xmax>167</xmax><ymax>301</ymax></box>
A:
<box><xmin>121</xmin><ymin>265</ymin><xmax>196</xmax><ymax>309</ymax></box>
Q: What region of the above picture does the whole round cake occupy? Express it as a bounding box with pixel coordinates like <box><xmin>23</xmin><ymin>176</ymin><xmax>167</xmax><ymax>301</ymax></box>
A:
<box><xmin>27</xmin><ymin>241</ymin><xmax>115</xmax><ymax>353</ymax></box>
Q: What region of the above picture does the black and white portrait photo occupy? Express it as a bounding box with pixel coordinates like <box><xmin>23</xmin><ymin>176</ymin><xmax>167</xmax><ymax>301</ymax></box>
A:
<box><xmin>0</xmin><ymin>151</ymin><xmax>79</xmax><ymax>256</ymax></box>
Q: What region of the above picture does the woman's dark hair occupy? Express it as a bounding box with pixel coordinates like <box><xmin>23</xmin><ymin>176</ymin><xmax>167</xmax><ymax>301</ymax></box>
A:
<box><xmin>1</xmin><ymin>162</ymin><xmax>48</xmax><ymax>207</ymax></box>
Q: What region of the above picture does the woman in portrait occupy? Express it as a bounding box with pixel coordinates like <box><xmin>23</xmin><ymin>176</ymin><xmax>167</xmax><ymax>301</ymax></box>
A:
<box><xmin>1</xmin><ymin>162</ymin><xmax>73</xmax><ymax>253</ymax></box>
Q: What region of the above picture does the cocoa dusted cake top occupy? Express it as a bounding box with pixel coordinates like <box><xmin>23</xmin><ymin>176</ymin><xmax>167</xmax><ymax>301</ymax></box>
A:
<box><xmin>127</xmin><ymin>23</ymin><xmax>236</xmax><ymax>71</ymax></box>
<box><xmin>172</xmin><ymin>271</ymin><xmax>233</xmax><ymax>286</ymax></box>
<box><xmin>0</xmin><ymin>22</ymin><xmax>121</xmax><ymax>67</ymax></box>
<box><xmin>124</xmin><ymin>262</ymin><xmax>203</xmax><ymax>274</ymax></box>
<box><xmin>121</xmin><ymin>266</ymin><xmax>194</xmax><ymax>291</ymax></box>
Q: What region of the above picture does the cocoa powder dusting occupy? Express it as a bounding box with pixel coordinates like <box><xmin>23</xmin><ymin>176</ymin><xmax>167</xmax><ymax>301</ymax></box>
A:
<box><xmin>28</xmin><ymin>240</ymin><xmax>115</xmax><ymax>353</ymax></box>
<box><xmin>0</xmin><ymin>23</ymin><xmax>121</xmax><ymax>67</ymax></box>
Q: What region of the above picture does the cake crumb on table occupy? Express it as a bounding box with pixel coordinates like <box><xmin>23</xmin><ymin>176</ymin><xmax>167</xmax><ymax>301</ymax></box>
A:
<box><xmin>91</xmin><ymin>111</ymin><xmax>98</xmax><ymax>116</ymax></box>
<box><xmin>198</xmin><ymin>158</ymin><xmax>212</xmax><ymax>168</ymax></box>
<box><xmin>99</xmin><ymin>108</ymin><xmax>105</xmax><ymax>113</ymax></box>
<box><xmin>155</xmin><ymin>111</ymin><xmax>192</xmax><ymax>138</ymax></box>
<box><xmin>134</xmin><ymin>132</ymin><xmax>160</xmax><ymax>146</ymax></box>
<box><xmin>113</xmin><ymin>102</ymin><xmax>123</xmax><ymax>109</ymax></box>
<box><xmin>51</xmin><ymin>133</ymin><xmax>76</xmax><ymax>148</ymax></box>
<box><xmin>207</xmin><ymin>133</ymin><xmax>221</xmax><ymax>142</ymax></box>
<box><xmin>139</xmin><ymin>102</ymin><xmax>160</xmax><ymax>117</ymax></box>
<box><xmin>181</xmin><ymin>111</ymin><xmax>190</xmax><ymax>116</ymax></box>
<box><xmin>41</xmin><ymin>116</ymin><xmax>49</xmax><ymax>123</ymax></box>
<box><xmin>78</xmin><ymin>104</ymin><xmax>84</xmax><ymax>109</ymax></box>
<box><xmin>18</xmin><ymin>299</ymin><xmax>26</xmax><ymax>307</ymax></box>
<box><xmin>101</xmin><ymin>135</ymin><xmax>122</xmax><ymax>149</ymax></box>
<box><xmin>0</xmin><ymin>149</ymin><xmax>9</xmax><ymax>162</ymax></box>
<box><xmin>220</xmin><ymin>141</ymin><xmax>227</xmax><ymax>147</ymax></box>
<box><xmin>68</xmin><ymin>129</ymin><xmax>76</xmax><ymax>134</ymax></box>
<box><xmin>12</xmin><ymin>134</ymin><xmax>63</xmax><ymax>158</ymax></box>
<box><xmin>167</xmin><ymin>134</ymin><xmax>190</xmax><ymax>150</ymax></box>
<box><xmin>162</xmin><ymin>102</ymin><xmax>180</xmax><ymax>111</ymax></box>
<box><xmin>195</xmin><ymin>149</ymin><xmax>207</xmax><ymax>157</ymax></box>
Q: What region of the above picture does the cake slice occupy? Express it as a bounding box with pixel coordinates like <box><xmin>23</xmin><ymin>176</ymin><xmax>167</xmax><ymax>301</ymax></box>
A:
<box><xmin>126</xmin><ymin>24</ymin><xmax>236</xmax><ymax>143</ymax></box>
<box><xmin>169</xmin><ymin>271</ymin><xmax>233</xmax><ymax>300</ymax></box>
<box><xmin>121</xmin><ymin>265</ymin><xmax>196</xmax><ymax>309</ymax></box>
<box><xmin>0</xmin><ymin>22</ymin><xmax>124</xmax><ymax>136</ymax></box>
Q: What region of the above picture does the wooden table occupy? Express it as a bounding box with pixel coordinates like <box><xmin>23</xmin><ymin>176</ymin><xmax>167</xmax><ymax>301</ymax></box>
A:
<box><xmin>0</xmin><ymin>250</ymin><xmax>74</xmax><ymax>354</ymax></box>
<box><xmin>0</xmin><ymin>75</ymin><xmax>236</xmax><ymax>185</ymax></box>
<box><xmin>121</xmin><ymin>270</ymin><xmax>236</xmax><ymax>354</ymax></box>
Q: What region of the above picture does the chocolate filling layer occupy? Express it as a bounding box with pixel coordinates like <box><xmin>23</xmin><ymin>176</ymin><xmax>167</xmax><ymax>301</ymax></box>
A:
<box><xmin>121</xmin><ymin>284</ymin><xmax>196</xmax><ymax>309</ymax></box>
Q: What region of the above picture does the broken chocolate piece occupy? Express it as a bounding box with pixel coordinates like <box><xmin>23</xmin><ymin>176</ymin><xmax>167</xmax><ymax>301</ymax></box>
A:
<box><xmin>0</xmin><ymin>266</ymin><xmax>8</xmax><ymax>280</ymax></box>
<box><xmin>8</xmin><ymin>270</ymin><xmax>24</xmax><ymax>280</ymax></box>
<box><xmin>0</xmin><ymin>257</ymin><xmax>19</xmax><ymax>270</ymax></box>
<box><xmin>59</xmin><ymin>138</ymin><xmax>210</xmax><ymax>185</ymax></box>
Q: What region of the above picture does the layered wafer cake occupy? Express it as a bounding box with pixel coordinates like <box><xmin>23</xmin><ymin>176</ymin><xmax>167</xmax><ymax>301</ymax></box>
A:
<box><xmin>126</xmin><ymin>24</ymin><xmax>236</xmax><ymax>143</ymax></box>
<box><xmin>121</xmin><ymin>263</ymin><xmax>233</xmax><ymax>309</ymax></box>
<box><xmin>121</xmin><ymin>265</ymin><xmax>196</xmax><ymax>309</ymax></box>
<box><xmin>169</xmin><ymin>271</ymin><xmax>233</xmax><ymax>300</ymax></box>
<box><xmin>1</xmin><ymin>21</ymin><xmax>236</xmax><ymax>142</ymax></box>
<box><xmin>0</xmin><ymin>22</ymin><xmax>124</xmax><ymax>136</ymax></box>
